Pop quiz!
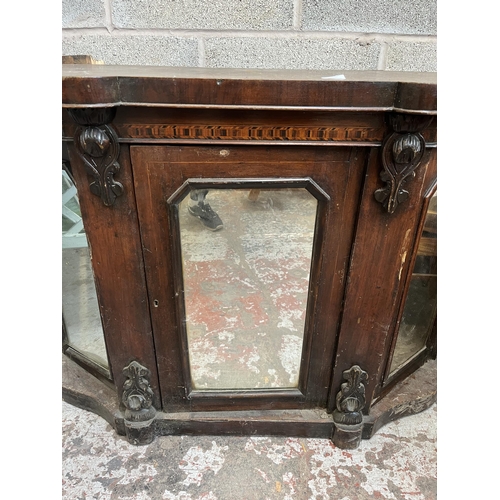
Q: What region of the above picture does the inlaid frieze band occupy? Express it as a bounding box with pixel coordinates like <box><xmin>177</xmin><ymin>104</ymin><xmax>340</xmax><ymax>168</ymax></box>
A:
<box><xmin>123</xmin><ymin>123</ymin><xmax>384</xmax><ymax>142</ymax></box>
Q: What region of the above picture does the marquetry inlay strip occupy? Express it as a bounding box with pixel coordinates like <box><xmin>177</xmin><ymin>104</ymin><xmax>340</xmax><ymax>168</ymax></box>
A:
<box><xmin>122</xmin><ymin>124</ymin><xmax>385</xmax><ymax>142</ymax></box>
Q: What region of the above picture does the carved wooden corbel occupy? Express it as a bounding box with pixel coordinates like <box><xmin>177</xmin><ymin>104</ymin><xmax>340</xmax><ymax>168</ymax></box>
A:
<box><xmin>121</xmin><ymin>360</ymin><xmax>157</xmax><ymax>445</ymax></box>
<box><xmin>68</xmin><ymin>107</ymin><xmax>123</xmax><ymax>207</ymax></box>
<box><xmin>374</xmin><ymin>113</ymin><xmax>434</xmax><ymax>214</ymax></box>
<box><xmin>332</xmin><ymin>365</ymin><xmax>368</xmax><ymax>449</ymax></box>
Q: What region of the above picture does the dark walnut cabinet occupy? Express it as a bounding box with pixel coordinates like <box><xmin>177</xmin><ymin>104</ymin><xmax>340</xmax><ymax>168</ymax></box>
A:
<box><xmin>62</xmin><ymin>64</ymin><xmax>437</xmax><ymax>449</ymax></box>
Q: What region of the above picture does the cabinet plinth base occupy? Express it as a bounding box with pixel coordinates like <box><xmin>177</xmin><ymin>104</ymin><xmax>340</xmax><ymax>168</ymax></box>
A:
<box><xmin>62</xmin><ymin>354</ymin><xmax>436</xmax><ymax>448</ymax></box>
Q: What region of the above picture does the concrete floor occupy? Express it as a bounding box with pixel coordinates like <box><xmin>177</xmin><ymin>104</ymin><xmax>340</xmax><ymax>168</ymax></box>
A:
<box><xmin>62</xmin><ymin>401</ymin><xmax>437</xmax><ymax>500</ymax></box>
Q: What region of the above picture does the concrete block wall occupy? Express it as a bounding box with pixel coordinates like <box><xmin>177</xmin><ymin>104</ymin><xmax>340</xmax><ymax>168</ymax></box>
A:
<box><xmin>62</xmin><ymin>0</ymin><xmax>436</xmax><ymax>71</ymax></box>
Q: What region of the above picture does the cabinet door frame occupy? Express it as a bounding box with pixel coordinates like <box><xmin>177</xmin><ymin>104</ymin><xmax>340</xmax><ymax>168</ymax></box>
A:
<box><xmin>131</xmin><ymin>144</ymin><xmax>367</xmax><ymax>412</ymax></box>
<box><xmin>327</xmin><ymin>148</ymin><xmax>437</xmax><ymax>412</ymax></box>
<box><xmin>379</xmin><ymin>181</ymin><xmax>438</xmax><ymax>394</ymax></box>
<box><xmin>168</xmin><ymin>177</ymin><xmax>330</xmax><ymax>404</ymax></box>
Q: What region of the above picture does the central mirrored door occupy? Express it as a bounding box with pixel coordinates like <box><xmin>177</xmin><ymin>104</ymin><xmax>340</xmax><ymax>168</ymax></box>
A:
<box><xmin>131</xmin><ymin>145</ymin><xmax>367</xmax><ymax>411</ymax></box>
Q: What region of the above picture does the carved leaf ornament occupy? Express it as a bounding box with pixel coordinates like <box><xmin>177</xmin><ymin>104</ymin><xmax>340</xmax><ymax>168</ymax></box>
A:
<box><xmin>68</xmin><ymin>108</ymin><xmax>123</xmax><ymax>207</ymax></box>
<box><xmin>374</xmin><ymin>113</ymin><xmax>433</xmax><ymax>214</ymax></box>
<box><xmin>122</xmin><ymin>361</ymin><xmax>156</xmax><ymax>422</ymax></box>
<box><xmin>333</xmin><ymin>365</ymin><xmax>368</xmax><ymax>427</ymax></box>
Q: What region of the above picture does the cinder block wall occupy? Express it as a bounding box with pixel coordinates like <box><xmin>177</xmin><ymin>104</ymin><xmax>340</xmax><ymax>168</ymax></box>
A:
<box><xmin>62</xmin><ymin>0</ymin><xmax>436</xmax><ymax>71</ymax></box>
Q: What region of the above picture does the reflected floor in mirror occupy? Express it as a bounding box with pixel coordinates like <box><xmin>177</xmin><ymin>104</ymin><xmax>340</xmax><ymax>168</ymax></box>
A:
<box><xmin>62</xmin><ymin>246</ymin><xmax>108</xmax><ymax>367</ymax></box>
<box><xmin>179</xmin><ymin>188</ymin><xmax>317</xmax><ymax>390</ymax></box>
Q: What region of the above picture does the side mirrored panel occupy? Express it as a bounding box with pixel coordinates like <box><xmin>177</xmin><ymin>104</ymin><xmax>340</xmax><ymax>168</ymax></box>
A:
<box><xmin>175</xmin><ymin>185</ymin><xmax>319</xmax><ymax>390</ymax></box>
<box><xmin>62</xmin><ymin>163</ymin><xmax>109</xmax><ymax>371</ymax></box>
<box><xmin>390</xmin><ymin>190</ymin><xmax>437</xmax><ymax>373</ymax></box>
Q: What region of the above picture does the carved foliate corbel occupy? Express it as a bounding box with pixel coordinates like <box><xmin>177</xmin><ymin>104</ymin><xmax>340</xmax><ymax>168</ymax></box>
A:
<box><xmin>374</xmin><ymin>113</ymin><xmax>434</xmax><ymax>214</ymax></box>
<box><xmin>122</xmin><ymin>360</ymin><xmax>156</xmax><ymax>422</ymax></box>
<box><xmin>121</xmin><ymin>361</ymin><xmax>157</xmax><ymax>444</ymax></box>
<box><xmin>331</xmin><ymin>365</ymin><xmax>368</xmax><ymax>449</ymax></box>
<box><xmin>333</xmin><ymin>365</ymin><xmax>368</xmax><ymax>427</ymax></box>
<box><xmin>68</xmin><ymin>107</ymin><xmax>123</xmax><ymax>207</ymax></box>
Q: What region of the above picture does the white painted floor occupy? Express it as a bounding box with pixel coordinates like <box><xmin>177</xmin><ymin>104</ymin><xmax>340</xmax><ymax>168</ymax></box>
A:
<box><xmin>62</xmin><ymin>401</ymin><xmax>437</xmax><ymax>500</ymax></box>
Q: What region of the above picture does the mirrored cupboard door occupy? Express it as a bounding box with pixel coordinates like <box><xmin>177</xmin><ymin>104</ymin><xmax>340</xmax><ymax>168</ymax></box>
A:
<box><xmin>131</xmin><ymin>145</ymin><xmax>368</xmax><ymax>411</ymax></box>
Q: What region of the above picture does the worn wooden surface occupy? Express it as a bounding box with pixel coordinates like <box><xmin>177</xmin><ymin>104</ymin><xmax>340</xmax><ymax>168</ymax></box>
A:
<box><xmin>363</xmin><ymin>359</ymin><xmax>437</xmax><ymax>439</ymax></box>
<box><xmin>62</xmin><ymin>354</ymin><xmax>125</xmax><ymax>436</ymax></box>
<box><xmin>131</xmin><ymin>145</ymin><xmax>366</xmax><ymax>411</ymax></box>
<box><xmin>62</xmin><ymin>65</ymin><xmax>436</xmax><ymax>112</ymax></box>
<box><xmin>65</xmin><ymin>142</ymin><xmax>161</xmax><ymax>409</ymax></box>
<box><xmin>328</xmin><ymin>147</ymin><xmax>437</xmax><ymax>412</ymax></box>
<box><xmin>381</xmin><ymin>182</ymin><xmax>437</xmax><ymax>390</ymax></box>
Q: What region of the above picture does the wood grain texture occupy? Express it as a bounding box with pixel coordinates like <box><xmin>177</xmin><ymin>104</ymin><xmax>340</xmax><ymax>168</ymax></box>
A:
<box><xmin>327</xmin><ymin>147</ymin><xmax>437</xmax><ymax>412</ymax></box>
<box><xmin>66</xmin><ymin>143</ymin><xmax>161</xmax><ymax>409</ymax></box>
<box><xmin>379</xmin><ymin>181</ymin><xmax>438</xmax><ymax>394</ymax></box>
<box><xmin>62</xmin><ymin>66</ymin><xmax>436</xmax><ymax>113</ymax></box>
<box><xmin>131</xmin><ymin>145</ymin><xmax>365</xmax><ymax>411</ymax></box>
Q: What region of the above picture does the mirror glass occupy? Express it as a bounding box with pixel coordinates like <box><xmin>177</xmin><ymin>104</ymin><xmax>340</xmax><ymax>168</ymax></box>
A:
<box><xmin>178</xmin><ymin>187</ymin><xmax>318</xmax><ymax>390</ymax></box>
<box><xmin>62</xmin><ymin>165</ymin><xmax>108</xmax><ymax>369</ymax></box>
<box><xmin>390</xmin><ymin>191</ymin><xmax>437</xmax><ymax>373</ymax></box>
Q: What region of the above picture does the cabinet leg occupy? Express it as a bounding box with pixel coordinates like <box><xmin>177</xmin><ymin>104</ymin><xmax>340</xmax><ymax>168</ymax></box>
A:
<box><xmin>124</xmin><ymin>418</ymin><xmax>156</xmax><ymax>445</ymax></box>
<box><xmin>332</xmin><ymin>423</ymin><xmax>363</xmax><ymax>449</ymax></box>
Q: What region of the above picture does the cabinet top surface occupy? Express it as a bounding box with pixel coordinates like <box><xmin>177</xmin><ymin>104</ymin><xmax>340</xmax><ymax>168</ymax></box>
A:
<box><xmin>62</xmin><ymin>64</ymin><xmax>437</xmax><ymax>113</ymax></box>
<box><xmin>62</xmin><ymin>64</ymin><xmax>436</xmax><ymax>84</ymax></box>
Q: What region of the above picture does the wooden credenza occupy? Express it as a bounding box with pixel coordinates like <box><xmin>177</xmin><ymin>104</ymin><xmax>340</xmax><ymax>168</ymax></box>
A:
<box><xmin>62</xmin><ymin>64</ymin><xmax>437</xmax><ymax>448</ymax></box>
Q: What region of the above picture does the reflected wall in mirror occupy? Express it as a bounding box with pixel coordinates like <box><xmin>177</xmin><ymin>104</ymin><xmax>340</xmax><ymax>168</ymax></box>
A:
<box><xmin>390</xmin><ymin>190</ymin><xmax>437</xmax><ymax>373</ymax></box>
<box><xmin>176</xmin><ymin>184</ymin><xmax>319</xmax><ymax>390</ymax></box>
<box><xmin>62</xmin><ymin>165</ymin><xmax>109</xmax><ymax>369</ymax></box>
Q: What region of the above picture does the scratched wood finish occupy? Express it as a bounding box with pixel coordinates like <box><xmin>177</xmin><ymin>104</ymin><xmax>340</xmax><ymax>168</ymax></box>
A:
<box><xmin>62</xmin><ymin>66</ymin><xmax>436</xmax><ymax>112</ymax></box>
<box><xmin>66</xmin><ymin>143</ymin><xmax>161</xmax><ymax>409</ymax></box>
<box><xmin>131</xmin><ymin>145</ymin><xmax>366</xmax><ymax>412</ymax></box>
<box><xmin>374</xmin><ymin>183</ymin><xmax>437</xmax><ymax>399</ymax></box>
<box><xmin>327</xmin><ymin>147</ymin><xmax>437</xmax><ymax>412</ymax></box>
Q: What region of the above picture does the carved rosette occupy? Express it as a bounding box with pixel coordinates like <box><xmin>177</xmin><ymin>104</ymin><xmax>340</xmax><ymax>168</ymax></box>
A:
<box><xmin>332</xmin><ymin>365</ymin><xmax>368</xmax><ymax>429</ymax></box>
<box><xmin>374</xmin><ymin>113</ymin><xmax>433</xmax><ymax>214</ymax></box>
<box><xmin>122</xmin><ymin>361</ymin><xmax>156</xmax><ymax>423</ymax></box>
<box><xmin>68</xmin><ymin>108</ymin><xmax>123</xmax><ymax>207</ymax></box>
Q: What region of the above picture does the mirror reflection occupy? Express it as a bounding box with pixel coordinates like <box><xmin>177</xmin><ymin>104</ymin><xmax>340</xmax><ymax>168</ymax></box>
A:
<box><xmin>178</xmin><ymin>187</ymin><xmax>318</xmax><ymax>390</ymax></box>
<box><xmin>62</xmin><ymin>165</ymin><xmax>108</xmax><ymax>369</ymax></box>
<box><xmin>390</xmin><ymin>191</ymin><xmax>437</xmax><ymax>373</ymax></box>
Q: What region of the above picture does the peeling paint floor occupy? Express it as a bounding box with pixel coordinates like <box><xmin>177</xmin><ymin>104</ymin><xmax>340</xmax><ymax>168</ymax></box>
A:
<box><xmin>62</xmin><ymin>401</ymin><xmax>437</xmax><ymax>500</ymax></box>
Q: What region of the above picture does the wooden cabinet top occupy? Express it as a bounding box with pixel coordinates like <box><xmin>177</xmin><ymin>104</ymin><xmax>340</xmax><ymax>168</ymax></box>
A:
<box><xmin>62</xmin><ymin>65</ymin><xmax>436</xmax><ymax>114</ymax></box>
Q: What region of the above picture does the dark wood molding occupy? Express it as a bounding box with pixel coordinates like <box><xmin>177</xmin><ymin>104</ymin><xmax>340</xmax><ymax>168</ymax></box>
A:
<box><xmin>374</xmin><ymin>113</ymin><xmax>434</xmax><ymax>214</ymax></box>
<box><xmin>68</xmin><ymin>107</ymin><xmax>123</xmax><ymax>207</ymax></box>
<box><xmin>62</xmin><ymin>66</ymin><xmax>436</xmax><ymax>113</ymax></box>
